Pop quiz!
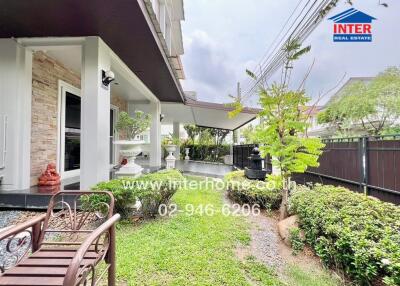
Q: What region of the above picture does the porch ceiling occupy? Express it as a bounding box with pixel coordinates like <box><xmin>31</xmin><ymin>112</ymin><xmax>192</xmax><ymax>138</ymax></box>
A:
<box><xmin>0</xmin><ymin>0</ymin><xmax>184</xmax><ymax>103</ymax></box>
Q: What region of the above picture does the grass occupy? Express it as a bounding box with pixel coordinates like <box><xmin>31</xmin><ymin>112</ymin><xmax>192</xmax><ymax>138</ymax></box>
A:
<box><xmin>285</xmin><ymin>265</ymin><xmax>344</xmax><ymax>286</ymax></box>
<box><xmin>115</xmin><ymin>176</ymin><xmax>343</xmax><ymax>286</ymax></box>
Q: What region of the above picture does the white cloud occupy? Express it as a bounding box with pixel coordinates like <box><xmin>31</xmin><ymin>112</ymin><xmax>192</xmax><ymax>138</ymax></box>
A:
<box><xmin>181</xmin><ymin>30</ymin><xmax>240</xmax><ymax>102</ymax></box>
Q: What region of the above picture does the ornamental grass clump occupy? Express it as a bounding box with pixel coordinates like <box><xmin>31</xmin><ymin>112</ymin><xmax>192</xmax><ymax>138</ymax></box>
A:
<box><xmin>224</xmin><ymin>171</ymin><xmax>282</xmax><ymax>210</ymax></box>
<box><xmin>289</xmin><ymin>184</ymin><xmax>400</xmax><ymax>285</ymax></box>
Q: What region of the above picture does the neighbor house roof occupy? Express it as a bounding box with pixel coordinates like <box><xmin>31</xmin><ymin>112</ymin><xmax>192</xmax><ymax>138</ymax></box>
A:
<box><xmin>301</xmin><ymin>105</ymin><xmax>324</xmax><ymax>117</ymax></box>
<box><xmin>0</xmin><ymin>0</ymin><xmax>184</xmax><ymax>103</ymax></box>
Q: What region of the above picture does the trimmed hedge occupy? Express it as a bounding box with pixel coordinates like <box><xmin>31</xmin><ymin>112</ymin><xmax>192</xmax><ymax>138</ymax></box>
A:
<box><xmin>181</xmin><ymin>144</ymin><xmax>230</xmax><ymax>162</ymax></box>
<box><xmin>289</xmin><ymin>184</ymin><xmax>400</xmax><ymax>285</ymax></box>
<box><xmin>224</xmin><ymin>171</ymin><xmax>282</xmax><ymax>210</ymax></box>
<box><xmin>91</xmin><ymin>169</ymin><xmax>184</xmax><ymax>218</ymax></box>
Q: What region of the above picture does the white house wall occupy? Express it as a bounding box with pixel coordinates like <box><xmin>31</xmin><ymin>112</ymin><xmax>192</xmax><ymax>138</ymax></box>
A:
<box><xmin>0</xmin><ymin>39</ymin><xmax>32</xmax><ymax>190</ymax></box>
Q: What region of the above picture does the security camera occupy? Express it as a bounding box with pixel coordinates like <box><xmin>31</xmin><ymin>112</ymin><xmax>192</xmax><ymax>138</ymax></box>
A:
<box><xmin>102</xmin><ymin>70</ymin><xmax>115</xmax><ymax>87</ymax></box>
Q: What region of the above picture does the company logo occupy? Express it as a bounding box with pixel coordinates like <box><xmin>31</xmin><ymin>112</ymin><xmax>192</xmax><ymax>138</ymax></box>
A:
<box><xmin>328</xmin><ymin>8</ymin><xmax>377</xmax><ymax>42</ymax></box>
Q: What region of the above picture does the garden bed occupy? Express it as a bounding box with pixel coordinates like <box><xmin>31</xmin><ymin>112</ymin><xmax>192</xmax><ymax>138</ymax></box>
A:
<box><xmin>224</xmin><ymin>171</ymin><xmax>282</xmax><ymax>210</ymax></box>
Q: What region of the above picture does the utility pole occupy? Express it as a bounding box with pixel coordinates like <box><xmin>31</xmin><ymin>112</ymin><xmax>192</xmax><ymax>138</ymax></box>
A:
<box><xmin>233</xmin><ymin>82</ymin><xmax>241</xmax><ymax>145</ymax></box>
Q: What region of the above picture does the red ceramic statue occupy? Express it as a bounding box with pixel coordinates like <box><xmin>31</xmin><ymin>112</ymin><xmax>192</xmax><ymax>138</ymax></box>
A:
<box><xmin>38</xmin><ymin>163</ymin><xmax>61</xmax><ymax>186</ymax></box>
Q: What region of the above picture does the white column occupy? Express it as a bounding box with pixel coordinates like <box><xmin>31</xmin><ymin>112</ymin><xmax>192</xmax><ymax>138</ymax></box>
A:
<box><xmin>0</xmin><ymin>39</ymin><xmax>32</xmax><ymax>190</ymax></box>
<box><xmin>235</xmin><ymin>129</ymin><xmax>241</xmax><ymax>144</ymax></box>
<box><xmin>80</xmin><ymin>37</ymin><xmax>111</xmax><ymax>189</ymax></box>
<box><xmin>173</xmin><ymin>122</ymin><xmax>180</xmax><ymax>160</ymax></box>
<box><xmin>149</xmin><ymin>101</ymin><xmax>161</xmax><ymax>167</ymax></box>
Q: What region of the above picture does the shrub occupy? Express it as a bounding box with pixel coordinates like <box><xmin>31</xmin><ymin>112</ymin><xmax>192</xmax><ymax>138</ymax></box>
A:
<box><xmin>86</xmin><ymin>179</ymin><xmax>135</xmax><ymax>218</ymax></box>
<box><xmin>289</xmin><ymin>227</ymin><xmax>304</xmax><ymax>255</ymax></box>
<box><xmin>224</xmin><ymin>171</ymin><xmax>282</xmax><ymax>210</ymax></box>
<box><xmin>124</xmin><ymin>169</ymin><xmax>184</xmax><ymax>217</ymax></box>
<box><xmin>180</xmin><ymin>144</ymin><xmax>230</xmax><ymax>162</ymax></box>
<box><xmin>289</xmin><ymin>184</ymin><xmax>400</xmax><ymax>285</ymax></box>
<box><xmin>91</xmin><ymin>169</ymin><xmax>184</xmax><ymax>218</ymax></box>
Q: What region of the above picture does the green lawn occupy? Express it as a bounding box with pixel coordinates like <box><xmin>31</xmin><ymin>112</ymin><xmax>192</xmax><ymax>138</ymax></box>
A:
<box><xmin>115</xmin><ymin>176</ymin><xmax>341</xmax><ymax>286</ymax></box>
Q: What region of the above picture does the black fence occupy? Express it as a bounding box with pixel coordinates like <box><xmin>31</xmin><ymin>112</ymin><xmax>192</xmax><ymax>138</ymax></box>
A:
<box><xmin>233</xmin><ymin>144</ymin><xmax>272</xmax><ymax>172</ymax></box>
<box><xmin>233</xmin><ymin>144</ymin><xmax>257</xmax><ymax>169</ymax></box>
<box><xmin>233</xmin><ymin>135</ymin><xmax>400</xmax><ymax>204</ymax></box>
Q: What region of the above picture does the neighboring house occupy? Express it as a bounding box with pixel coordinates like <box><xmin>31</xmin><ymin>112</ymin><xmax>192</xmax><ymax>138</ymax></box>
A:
<box><xmin>303</xmin><ymin>105</ymin><xmax>326</xmax><ymax>137</ymax></box>
<box><xmin>0</xmin><ymin>0</ymin><xmax>257</xmax><ymax>191</ymax></box>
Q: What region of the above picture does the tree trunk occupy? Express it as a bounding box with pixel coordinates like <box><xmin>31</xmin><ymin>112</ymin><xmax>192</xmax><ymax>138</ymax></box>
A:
<box><xmin>279</xmin><ymin>188</ymin><xmax>289</xmax><ymax>220</ymax></box>
<box><xmin>279</xmin><ymin>176</ymin><xmax>290</xmax><ymax>220</ymax></box>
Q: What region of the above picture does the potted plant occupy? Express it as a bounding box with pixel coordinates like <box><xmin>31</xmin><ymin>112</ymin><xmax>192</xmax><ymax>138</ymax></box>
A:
<box><xmin>114</xmin><ymin>111</ymin><xmax>151</xmax><ymax>176</ymax></box>
<box><xmin>162</xmin><ymin>135</ymin><xmax>181</xmax><ymax>168</ymax></box>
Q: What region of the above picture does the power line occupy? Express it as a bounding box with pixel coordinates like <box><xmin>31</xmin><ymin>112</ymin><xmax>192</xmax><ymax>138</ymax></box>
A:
<box><xmin>243</xmin><ymin>0</ymin><xmax>319</xmax><ymax>96</ymax></box>
<box><xmin>240</xmin><ymin>0</ymin><xmax>315</xmax><ymax>95</ymax></box>
<box><xmin>250</xmin><ymin>0</ymin><xmax>329</xmax><ymax>91</ymax></box>
<box><xmin>240</xmin><ymin>0</ymin><xmax>334</xmax><ymax>101</ymax></box>
<box><xmin>240</xmin><ymin>0</ymin><xmax>305</xmax><ymax>91</ymax></box>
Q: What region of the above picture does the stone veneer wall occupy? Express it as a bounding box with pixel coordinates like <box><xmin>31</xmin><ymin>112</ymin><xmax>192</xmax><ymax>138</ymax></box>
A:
<box><xmin>30</xmin><ymin>51</ymin><xmax>127</xmax><ymax>186</ymax></box>
<box><xmin>111</xmin><ymin>93</ymin><xmax>128</xmax><ymax>113</ymax></box>
<box><xmin>31</xmin><ymin>52</ymin><xmax>81</xmax><ymax>186</ymax></box>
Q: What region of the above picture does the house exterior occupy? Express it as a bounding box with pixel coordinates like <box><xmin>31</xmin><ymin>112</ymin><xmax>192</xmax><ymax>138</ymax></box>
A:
<box><xmin>0</xmin><ymin>0</ymin><xmax>257</xmax><ymax>192</ymax></box>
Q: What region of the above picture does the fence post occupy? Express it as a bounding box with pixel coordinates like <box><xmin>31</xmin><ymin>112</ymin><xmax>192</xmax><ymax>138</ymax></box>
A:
<box><xmin>359</xmin><ymin>136</ymin><xmax>369</xmax><ymax>195</ymax></box>
<box><xmin>240</xmin><ymin>145</ymin><xmax>244</xmax><ymax>169</ymax></box>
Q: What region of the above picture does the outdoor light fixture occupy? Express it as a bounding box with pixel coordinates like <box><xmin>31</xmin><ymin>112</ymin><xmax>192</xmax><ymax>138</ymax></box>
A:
<box><xmin>160</xmin><ymin>114</ymin><xmax>165</xmax><ymax>122</ymax></box>
<box><xmin>102</xmin><ymin>70</ymin><xmax>115</xmax><ymax>87</ymax></box>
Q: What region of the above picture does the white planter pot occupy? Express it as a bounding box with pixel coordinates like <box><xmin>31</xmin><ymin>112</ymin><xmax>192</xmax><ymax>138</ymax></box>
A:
<box><xmin>164</xmin><ymin>144</ymin><xmax>176</xmax><ymax>169</ymax></box>
<box><xmin>185</xmin><ymin>148</ymin><xmax>190</xmax><ymax>160</ymax></box>
<box><xmin>164</xmin><ymin>144</ymin><xmax>176</xmax><ymax>154</ymax></box>
<box><xmin>113</xmin><ymin>140</ymin><xmax>144</xmax><ymax>176</ymax></box>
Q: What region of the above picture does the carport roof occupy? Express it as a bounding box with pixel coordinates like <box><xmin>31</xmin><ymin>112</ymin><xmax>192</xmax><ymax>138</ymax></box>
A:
<box><xmin>162</xmin><ymin>99</ymin><xmax>260</xmax><ymax>131</ymax></box>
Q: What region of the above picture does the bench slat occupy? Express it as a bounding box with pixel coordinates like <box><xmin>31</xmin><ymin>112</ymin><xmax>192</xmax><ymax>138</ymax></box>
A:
<box><xmin>32</xmin><ymin>251</ymin><xmax>98</xmax><ymax>259</ymax></box>
<box><xmin>39</xmin><ymin>247</ymin><xmax>97</xmax><ymax>252</ymax></box>
<box><xmin>19</xmin><ymin>258</ymin><xmax>95</xmax><ymax>267</ymax></box>
<box><xmin>0</xmin><ymin>276</ymin><xmax>64</xmax><ymax>286</ymax></box>
<box><xmin>3</xmin><ymin>267</ymin><xmax>68</xmax><ymax>276</ymax></box>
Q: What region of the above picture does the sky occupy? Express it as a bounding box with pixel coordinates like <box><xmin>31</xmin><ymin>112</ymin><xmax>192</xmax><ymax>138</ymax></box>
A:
<box><xmin>180</xmin><ymin>0</ymin><xmax>400</xmax><ymax>107</ymax></box>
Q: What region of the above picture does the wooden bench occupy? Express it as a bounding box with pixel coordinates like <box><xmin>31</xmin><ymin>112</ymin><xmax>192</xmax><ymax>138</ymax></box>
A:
<box><xmin>0</xmin><ymin>191</ymin><xmax>120</xmax><ymax>286</ymax></box>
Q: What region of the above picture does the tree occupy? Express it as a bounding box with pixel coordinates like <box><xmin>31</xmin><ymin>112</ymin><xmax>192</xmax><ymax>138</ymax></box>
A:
<box><xmin>209</xmin><ymin>128</ymin><xmax>230</xmax><ymax>146</ymax></box>
<box><xmin>115</xmin><ymin>111</ymin><xmax>151</xmax><ymax>140</ymax></box>
<box><xmin>318</xmin><ymin>67</ymin><xmax>400</xmax><ymax>136</ymax></box>
<box><xmin>241</xmin><ymin>125</ymin><xmax>256</xmax><ymax>144</ymax></box>
<box><xmin>242</xmin><ymin>39</ymin><xmax>325</xmax><ymax>219</ymax></box>
<box><xmin>183</xmin><ymin>124</ymin><xmax>200</xmax><ymax>143</ymax></box>
<box><xmin>208</xmin><ymin>128</ymin><xmax>230</xmax><ymax>161</ymax></box>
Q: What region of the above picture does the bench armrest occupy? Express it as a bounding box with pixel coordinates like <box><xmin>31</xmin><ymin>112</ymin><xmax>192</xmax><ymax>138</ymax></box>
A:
<box><xmin>0</xmin><ymin>213</ymin><xmax>46</xmax><ymax>240</ymax></box>
<box><xmin>0</xmin><ymin>213</ymin><xmax>46</xmax><ymax>272</ymax></box>
<box><xmin>63</xmin><ymin>214</ymin><xmax>120</xmax><ymax>286</ymax></box>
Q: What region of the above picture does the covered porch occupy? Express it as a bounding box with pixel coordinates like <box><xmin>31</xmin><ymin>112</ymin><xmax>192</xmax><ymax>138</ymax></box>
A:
<box><xmin>0</xmin><ymin>37</ymin><xmax>165</xmax><ymax>192</ymax></box>
<box><xmin>0</xmin><ymin>0</ymin><xmax>258</xmax><ymax>209</ymax></box>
